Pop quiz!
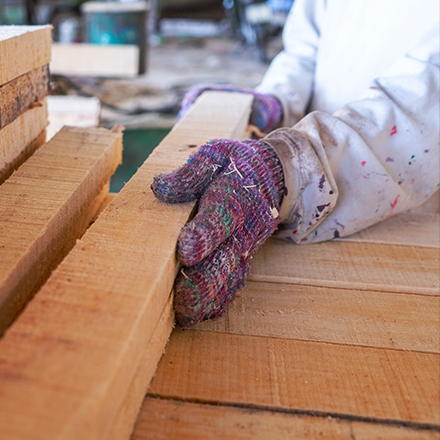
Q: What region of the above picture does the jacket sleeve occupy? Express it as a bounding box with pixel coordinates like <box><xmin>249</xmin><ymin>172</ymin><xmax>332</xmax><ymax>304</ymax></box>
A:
<box><xmin>262</xmin><ymin>23</ymin><xmax>440</xmax><ymax>243</ymax></box>
<box><xmin>255</xmin><ymin>0</ymin><xmax>327</xmax><ymax>127</ymax></box>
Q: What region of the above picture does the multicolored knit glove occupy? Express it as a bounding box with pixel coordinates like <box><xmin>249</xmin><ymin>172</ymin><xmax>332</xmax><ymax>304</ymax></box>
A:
<box><xmin>151</xmin><ymin>138</ymin><xmax>285</xmax><ymax>328</ymax></box>
<box><xmin>178</xmin><ymin>83</ymin><xmax>283</xmax><ymax>137</ymax></box>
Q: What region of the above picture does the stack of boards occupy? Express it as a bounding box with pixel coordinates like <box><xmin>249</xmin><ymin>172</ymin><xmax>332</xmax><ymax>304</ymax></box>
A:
<box><xmin>0</xmin><ymin>25</ymin><xmax>254</xmax><ymax>440</ymax></box>
<box><xmin>0</xmin><ymin>25</ymin><xmax>51</xmax><ymax>185</ymax></box>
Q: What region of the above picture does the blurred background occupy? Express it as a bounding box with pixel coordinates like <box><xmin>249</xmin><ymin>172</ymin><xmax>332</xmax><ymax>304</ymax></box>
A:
<box><xmin>0</xmin><ymin>0</ymin><xmax>292</xmax><ymax>191</ymax></box>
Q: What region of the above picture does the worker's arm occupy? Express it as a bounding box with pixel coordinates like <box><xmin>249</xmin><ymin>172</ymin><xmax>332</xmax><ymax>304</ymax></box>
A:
<box><xmin>255</xmin><ymin>0</ymin><xmax>326</xmax><ymax>127</ymax></box>
<box><xmin>265</xmin><ymin>23</ymin><xmax>440</xmax><ymax>243</ymax></box>
<box><xmin>151</xmin><ymin>19</ymin><xmax>438</xmax><ymax>328</ymax></box>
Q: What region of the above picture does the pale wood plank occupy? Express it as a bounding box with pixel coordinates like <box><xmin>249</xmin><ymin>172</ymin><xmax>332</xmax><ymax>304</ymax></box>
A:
<box><xmin>250</xmin><ymin>238</ymin><xmax>439</xmax><ymax>295</ymax></box>
<box><xmin>0</xmin><ymin>101</ymin><xmax>48</xmax><ymax>185</ymax></box>
<box><xmin>0</xmin><ymin>25</ymin><xmax>52</xmax><ymax>85</ymax></box>
<box><xmin>133</xmin><ymin>397</ymin><xmax>440</xmax><ymax>440</ymax></box>
<box><xmin>0</xmin><ymin>65</ymin><xmax>49</xmax><ymax>130</ymax></box>
<box><xmin>148</xmin><ymin>330</ymin><xmax>440</xmax><ymax>426</ymax></box>
<box><xmin>109</xmin><ymin>295</ymin><xmax>174</xmax><ymax>440</ymax></box>
<box><xmin>0</xmin><ymin>92</ymin><xmax>252</xmax><ymax>440</ymax></box>
<box><xmin>47</xmin><ymin>95</ymin><xmax>101</xmax><ymax>141</ymax></box>
<box><xmin>51</xmin><ymin>43</ymin><xmax>139</xmax><ymax>77</ymax></box>
<box><xmin>197</xmin><ymin>281</ymin><xmax>440</xmax><ymax>353</ymax></box>
<box><xmin>342</xmin><ymin>193</ymin><xmax>439</xmax><ymax>248</ymax></box>
<box><xmin>0</xmin><ymin>126</ymin><xmax>122</xmax><ymax>334</ymax></box>
<box><xmin>0</xmin><ymin>129</ymin><xmax>46</xmax><ymax>186</ymax></box>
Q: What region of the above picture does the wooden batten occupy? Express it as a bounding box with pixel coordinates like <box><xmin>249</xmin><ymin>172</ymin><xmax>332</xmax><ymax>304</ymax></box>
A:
<box><xmin>0</xmin><ymin>125</ymin><xmax>123</xmax><ymax>334</ymax></box>
<box><xmin>0</xmin><ymin>92</ymin><xmax>253</xmax><ymax>439</ymax></box>
<box><xmin>51</xmin><ymin>43</ymin><xmax>140</xmax><ymax>77</ymax></box>
<box><xmin>134</xmin><ymin>397</ymin><xmax>437</xmax><ymax>440</ymax></box>
<box><xmin>0</xmin><ymin>65</ymin><xmax>50</xmax><ymax>130</ymax></box>
<box><xmin>0</xmin><ymin>100</ymin><xmax>48</xmax><ymax>186</ymax></box>
<box><xmin>0</xmin><ymin>25</ymin><xmax>52</xmax><ymax>85</ymax></box>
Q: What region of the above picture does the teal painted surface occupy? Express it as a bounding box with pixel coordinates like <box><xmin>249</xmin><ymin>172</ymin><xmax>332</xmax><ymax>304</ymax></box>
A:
<box><xmin>85</xmin><ymin>11</ymin><xmax>144</xmax><ymax>45</ymax></box>
<box><xmin>110</xmin><ymin>128</ymin><xmax>170</xmax><ymax>193</ymax></box>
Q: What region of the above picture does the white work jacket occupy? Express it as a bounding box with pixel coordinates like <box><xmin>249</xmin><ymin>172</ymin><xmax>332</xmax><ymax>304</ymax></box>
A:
<box><xmin>256</xmin><ymin>0</ymin><xmax>439</xmax><ymax>242</ymax></box>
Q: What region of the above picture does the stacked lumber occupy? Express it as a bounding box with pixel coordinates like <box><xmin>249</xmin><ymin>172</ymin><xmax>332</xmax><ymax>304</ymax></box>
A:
<box><xmin>0</xmin><ymin>25</ymin><xmax>52</xmax><ymax>184</ymax></box>
<box><xmin>0</xmin><ymin>92</ymin><xmax>252</xmax><ymax>439</ymax></box>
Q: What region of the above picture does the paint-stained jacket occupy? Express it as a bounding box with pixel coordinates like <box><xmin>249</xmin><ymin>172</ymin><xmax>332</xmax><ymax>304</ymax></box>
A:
<box><xmin>256</xmin><ymin>0</ymin><xmax>439</xmax><ymax>242</ymax></box>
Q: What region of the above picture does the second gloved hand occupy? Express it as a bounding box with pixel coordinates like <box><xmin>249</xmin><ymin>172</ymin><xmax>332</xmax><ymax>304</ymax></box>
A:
<box><xmin>178</xmin><ymin>83</ymin><xmax>283</xmax><ymax>136</ymax></box>
<box><xmin>151</xmin><ymin>138</ymin><xmax>285</xmax><ymax>327</ymax></box>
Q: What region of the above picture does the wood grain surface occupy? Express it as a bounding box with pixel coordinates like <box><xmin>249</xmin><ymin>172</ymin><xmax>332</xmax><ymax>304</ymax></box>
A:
<box><xmin>0</xmin><ymin>65</ymin><xmax>49</xmax><ymax>130</ymax></box>
<box><xmin>134</xmin><ymin>397</ymin><xmax>439</xmax><ymax>440</ymax></box>
<box><xmin>0</xmin><ymin>26</ymin><xmax>52</xmax><ymax>85</ymax></box>
<box><xmin>196</xmin><ymin>281</ymin><xmax>440</xmax><ymax>353</ymax></box>
<box><xmin>0</xmin><ymin>126</ymin><xmax>122</xmax><ymax>334</ymax></box>
<box><xmin>0</xmin><ymin>101</ymin><xmax>48</xmax><ymax>185</ymax></box>
<box><xmin>148</xmin><ymin>329</ymin><xmax>439</xmax><ymax>426</ymax></box>
<box><xmin>250</xmin><ymin>239</ymin><xmax>439</xmax><ymax>295</ymax></box>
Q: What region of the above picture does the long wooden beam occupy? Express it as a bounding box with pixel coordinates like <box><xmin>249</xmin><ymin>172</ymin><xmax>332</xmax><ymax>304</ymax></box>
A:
<box><xmin>0</xmin><ymin>125</ymin><xmax>123</xmax><ymax>334</ymax></box>
<box><xmin>0</xmin><ymin>92</ymin><xmax>253</xmax><ymax>439</ymax></box>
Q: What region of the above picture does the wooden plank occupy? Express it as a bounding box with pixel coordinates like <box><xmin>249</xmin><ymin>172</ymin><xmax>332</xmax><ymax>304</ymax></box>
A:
<box><xmin>148</xmin><ymin>329</ymin><xmax>440</xmax><ymax>427</ymax></box>
<box><xmin>133</xmin><ymin>397</ymin><xmax>440</xmax><ymax>440</ymax></box>
<box><xmin>0</xmin><ymin>92</ymin><xmax>252</xmax><ymax>440</ymax></box>
<box><xmin>51</xmin><ymin>43</ymin><xmax>139</xmax><ymax>78</ymax></box>
<box><xmin>47</xmin><ymin>95</ymin><xmax>101</xmax><ymax>141</ymax></box>
<box><xmin>250</xmin><ymin>238</ymin><xmax>439</xmax><ymax>295</ymax></box>
<box><xmin>0</xmin><ymin>65</ymin><xmax>49</xmax><ymax>130</ymax></box>
<box><xmin>109</xmin><ymin>295</ymin><xmax>174</xmax><ymax>440</ymax></box>
<box><xmin>196</xmin><ymin>281</ymin><xmax>440</xmax><ymax>353</ymax></box>
<box><xmin>343</xmin><ymin>194</ymin><xmax>439</xmax><ymax>248</ymax></box>
<box><xmin>0</xmin><ymin>100</ymin><xmax>48</xmax><ymax>185</ymax></box>
<box><xmin>0</xmin><ymin>25</ymin><xmax>52</xmax><ymax>85</ymax></box>
<box><xmin>0</xmin><ymin>125</ymin><xmax>123</xmax><ymax>334</ymax></box>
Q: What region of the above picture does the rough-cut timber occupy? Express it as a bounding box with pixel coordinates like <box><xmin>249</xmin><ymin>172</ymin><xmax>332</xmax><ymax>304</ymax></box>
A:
<box><xmin>0</xmin><ymin>65</ymin><xmax>50</xmax><ymax>130</ymax></box>
<box><xmin>0</xmin><ymin>25</ymin><xmax>52</xmax><ymax>85</ymax></box>
<box><xmin>148</xmin><ymin>329</ymin><xmax>440</xmax><ymax>427</ymax></box>
<box><xmin>249</xmin><ymin>239</ymin><xmax>439</xmax><ymax>295</ymax></box>
<box><xmin>0</xmin><ymin>92</ymin><xmax>252</xmax><ymax>440</ymax></box>
<box><xmin>197</xmin><ymin>280</ymin><xmax>440</xmax><ymax>353</ymax></box>
<box><xmin>134</xmin><ymin>398</ymin><xmax>439</xmax><ymax>440</ymax></box>
<box><xmin>0</xmin><ymin>101</ymin><xmax>48</xmax><ymax>186</ymax></box>
<box><xmin>0</xmin><ymin>125</ymin><xmax>123</xmax><ymax>334</ymax></box>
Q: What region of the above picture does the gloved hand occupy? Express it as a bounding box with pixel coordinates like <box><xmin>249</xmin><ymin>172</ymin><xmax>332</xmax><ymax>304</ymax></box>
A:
<box><xmin>151</xmin><ymin>138</ymin><xmax>285</xmax><ymax>327</ymax></box>
<box><xmin>178</xmin><ymin>83</ymin><xmax>283</xmax><ymax>137</ymax></box>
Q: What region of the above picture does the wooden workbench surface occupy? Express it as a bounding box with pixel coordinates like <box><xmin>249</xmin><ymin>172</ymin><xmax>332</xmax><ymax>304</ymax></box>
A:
<box><xmin>132</xmin><ymin>194</ymin><xmax>439</xmax><ymax>439</ymax></box>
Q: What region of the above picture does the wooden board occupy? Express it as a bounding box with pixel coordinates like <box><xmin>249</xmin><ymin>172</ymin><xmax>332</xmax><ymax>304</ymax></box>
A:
<box><xmin>0</xmin><ymin>92</ymin><xmax>253</xmax><ymax>440</ymax></box>
<box><xmin>0</xmin><ymin>125</ymin><xmax>122</xmax><ymax>334</ymax></box>
<box><xmin>0</xmin><ymin>25</ymin><xmax>52</xmax><ymax>85</ymax></box>
<box><xmin>47</xmin><ymin>95</ymin><xmax>101</xmax><ymax>141</ymax></box>
<box><xmin>196</xmin><ymin>281</ymin><xmax>440</xmax><ymax>353</ymax></box>
<box><xmin>0</xmin><ymin>100</ymin><xmax>48</xmax><ymax>185</ymax></box>
<box><xmin>134</xmin><ymin>397</ymin><xmax>439</xmax><ymax>440</ymax></box>
<box><xmin>0</xmin><ymin>65</ymin><xmax>49</xmax><ymax>130</ymax></box>
<box><xmin>51</xmin><ymin>43</ymin><xmax>140</xmax><ymax>77</ymax></box>
<box><xmin>148</xmin><ymin>329</ymin><xmax>440</xmax><ymax>427</ymax></box>
<box><xmin>109</xmin><ymin>295</ymin><xmax>174</xmax><ymax>440</ymax></box>
<box><xmin>249</xmin><ymin>239</ymin><xmax>439</xmax><ymax>295</ymax></box>
<box><xmin>343</xmin><ymin>193</ymin><xmax>439</xmax><ymax>248</ymax></box>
